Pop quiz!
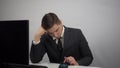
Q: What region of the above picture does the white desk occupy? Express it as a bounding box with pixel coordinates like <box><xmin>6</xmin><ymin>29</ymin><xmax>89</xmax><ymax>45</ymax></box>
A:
<box><xmin>30</xmin><ymin>63</ymin><xmax>101</xmax><ymax>68</ymax></box>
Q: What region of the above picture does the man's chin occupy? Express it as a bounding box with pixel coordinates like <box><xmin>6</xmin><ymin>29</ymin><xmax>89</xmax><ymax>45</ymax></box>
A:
<box><xmin>53</xmin><ymin>36</ymin><xmax>60</xmax><ymax>39</ymax></box>
<box><xmin>56</xmin><ymin>37</ymin><xmax>60</xmax><ymax>39</ymax></box>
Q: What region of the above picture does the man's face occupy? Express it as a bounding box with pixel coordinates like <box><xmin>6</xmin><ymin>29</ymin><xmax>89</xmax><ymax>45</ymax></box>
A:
<box><xmin>47</xmin><ymin>23</ymin><xmax>63</xmax><ymax>39</ymax></box>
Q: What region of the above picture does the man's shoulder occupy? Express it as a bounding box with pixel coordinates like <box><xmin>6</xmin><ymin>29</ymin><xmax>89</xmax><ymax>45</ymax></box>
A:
<box><xmin>65</xmin><ymin>26</ymin><xmax>82</xmax><ymax>32</ymax></box>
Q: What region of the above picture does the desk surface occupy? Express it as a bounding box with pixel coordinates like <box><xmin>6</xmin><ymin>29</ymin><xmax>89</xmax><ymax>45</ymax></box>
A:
<box><xmin>30</xmin><ymin>63</ymin><xmax>101</xmax><ymax>68</ymax></box>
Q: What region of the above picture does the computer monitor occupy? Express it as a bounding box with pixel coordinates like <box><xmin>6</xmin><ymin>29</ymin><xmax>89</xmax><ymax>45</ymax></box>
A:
<box><xmin>0</xmin><ymin>20</ymin><xmax>29</xmax><ymax>65</ymax></box>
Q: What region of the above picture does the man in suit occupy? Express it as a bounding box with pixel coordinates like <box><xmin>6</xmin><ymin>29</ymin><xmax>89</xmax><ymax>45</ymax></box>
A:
<box><xmin>30</xmin><ymin>13</ymin><xmax>93</xmax><ymax>66</ymax></box>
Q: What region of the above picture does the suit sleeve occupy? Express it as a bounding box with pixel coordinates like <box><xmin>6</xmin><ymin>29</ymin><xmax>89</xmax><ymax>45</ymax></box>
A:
<box><xmin>77</xmin><ymin>30</ymin><xmax>93</xmax><ymax>66</ymax></box>
<box><xmin>30</xmin><ymin>36</ymin><xmax>46</xmax><ymax>63</ymax></box>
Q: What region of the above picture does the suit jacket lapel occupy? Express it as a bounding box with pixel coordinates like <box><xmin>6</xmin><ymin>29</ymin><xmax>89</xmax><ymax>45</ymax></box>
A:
<box><xmin>61</xmin><ymin>26</ymin><xmax>71</xmax><ymax>60</ymax></box>
<box><xmin>64</xmin><ymin>27</ymin><xmax>71</xmax><ymax>50</ymax></box>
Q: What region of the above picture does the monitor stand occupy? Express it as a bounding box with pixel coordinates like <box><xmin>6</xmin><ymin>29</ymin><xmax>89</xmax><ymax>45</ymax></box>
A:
<box><xmin>1</xmin><ymin>63</ymin><xmax>48</xmax><ymax>68</ymax></box>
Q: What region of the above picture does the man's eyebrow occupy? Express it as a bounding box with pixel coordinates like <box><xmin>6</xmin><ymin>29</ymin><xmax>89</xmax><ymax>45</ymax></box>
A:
<box><xmin>49</xmin><ymin>26</ymin><xmax>59</xmax><ymax>34</ymax></box>
<box><xmin>55</xmin><ymin>27</ymin><xmax>59</xmax><ymax>32</ymax></box>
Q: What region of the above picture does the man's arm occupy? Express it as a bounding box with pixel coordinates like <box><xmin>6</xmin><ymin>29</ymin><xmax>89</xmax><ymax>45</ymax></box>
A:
<box><xmin>30</xmin><ymin>40</ymin><xmax>46</xmax><ymax>63</ymax></box>
<box><xmin>30</xmin><ymin>27</ymin><xmax>47</xmax><ymax>63</ymax></box>
<box><xmin>63</xmin><ymin>29</ymin><xmax>93</xmax><ymax>66</ymax></box>
<box><xmin>77</xmin><ymin>30</ymin><xmax>93</xmax><ymax>66</ymax></box>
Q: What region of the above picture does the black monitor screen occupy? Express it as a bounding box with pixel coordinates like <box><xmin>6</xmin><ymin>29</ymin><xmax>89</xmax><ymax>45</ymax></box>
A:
<box><xmin>0</xmin><ymin>20</ymin><xmax>29</xmax><ymax>65</ymax></box>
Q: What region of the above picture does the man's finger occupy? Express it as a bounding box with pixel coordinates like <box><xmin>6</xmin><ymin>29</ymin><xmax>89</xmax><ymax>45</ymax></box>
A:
<box><xmin>64</xmin><ymin>57</ymin><xmax>67</xmax><ymax>63</ymax></box>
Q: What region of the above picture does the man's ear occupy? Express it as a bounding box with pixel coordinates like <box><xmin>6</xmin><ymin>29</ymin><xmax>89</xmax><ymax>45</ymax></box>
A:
<box><xmin>45</xmin><ymin>30</ymin><xmax>50</xmax><ymax>35</ymax></box>
<box><xmin>44</xmin><ymin>31</ymin><xmax>48</xmax><ymax>34</ymax></box>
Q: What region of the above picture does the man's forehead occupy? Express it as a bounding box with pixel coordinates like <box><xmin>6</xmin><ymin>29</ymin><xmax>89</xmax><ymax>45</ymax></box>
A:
<box><xmin>47</xmin><ymin>24</ymin><xmax>58</xmax><ymax>33</ymax></box>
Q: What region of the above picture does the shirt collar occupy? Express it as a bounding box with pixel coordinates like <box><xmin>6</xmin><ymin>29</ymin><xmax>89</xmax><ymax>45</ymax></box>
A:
<box><xmin>61</xmin><ymin>26</ymin><xmax>65</xmax><ymax>38</ymax></box>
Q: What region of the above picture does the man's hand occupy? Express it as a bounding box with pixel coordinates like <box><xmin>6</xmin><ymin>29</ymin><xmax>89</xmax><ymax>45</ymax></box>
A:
<box><xmin>64</xmin><ymin>56</ymin><xmax>79</xmax><ymax>65</ymax></box>
<box><xmin>34</xmin><ymin>26</ymin><xmax>46</xmax><ymax>42</ymax></box>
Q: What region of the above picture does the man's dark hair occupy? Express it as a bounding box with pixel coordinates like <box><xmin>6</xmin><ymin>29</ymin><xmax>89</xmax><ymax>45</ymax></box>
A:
<box><xmin>41</xmin><ymin>13</ymin><xmax>61</xmax><ymax>30</ymax></box>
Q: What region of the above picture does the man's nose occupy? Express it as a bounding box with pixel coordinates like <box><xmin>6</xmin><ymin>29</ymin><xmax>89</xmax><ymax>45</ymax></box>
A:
<box><xmin>53</xmin><ymin>32</ymin><xmax>58</xmax><ymax>37</ymax></box>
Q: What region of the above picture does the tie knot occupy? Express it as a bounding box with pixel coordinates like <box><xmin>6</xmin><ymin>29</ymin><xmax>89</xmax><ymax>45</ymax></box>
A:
<box><xmin>58</xmin><ymin>38</ymin><xmax>61</xmax><ymax>43</ymax></box>
<box><xmin>59</xmin><ymin>36</ymin><xmax>63</xmax><ymax>40</ymax></box>
<box><xmin>59</xmin><ymin>38</ymin><xmax>61</xmax><ymax>40</ymax></box>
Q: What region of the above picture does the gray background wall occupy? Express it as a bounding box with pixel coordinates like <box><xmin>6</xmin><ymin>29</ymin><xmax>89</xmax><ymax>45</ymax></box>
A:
<box><xmin>0</xmin><ymin>0</ymin><xmax>120</xmax><ymax>68</ymax></box>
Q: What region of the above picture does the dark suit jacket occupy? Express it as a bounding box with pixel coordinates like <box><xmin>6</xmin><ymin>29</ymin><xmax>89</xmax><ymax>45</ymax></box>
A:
<box><xmin>30</xmin><ymin>26</ymin><xmax>93</xmax><ymax>66</ymax></box>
